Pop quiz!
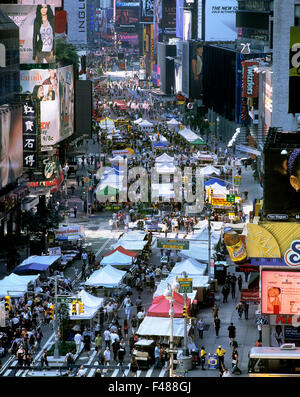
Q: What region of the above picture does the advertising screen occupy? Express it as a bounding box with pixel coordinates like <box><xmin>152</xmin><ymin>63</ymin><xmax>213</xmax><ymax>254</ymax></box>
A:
<box><xmin>261</xmin><ymin>270</ymin><xmax>300</xmax><ymax>315</ymax></box>
<box><xmin>18</xmin><ymin>0</ymin><xmax>62</xmax><ymax>5</ymax></box>
<box><xmin>141</xmin><ymin>0</ymin><xmax>154</xmax><ymax>22</ymax></box>
<box><xmin>0</xmin><ymin>106</ymin><xmax>23</xmax><ymax>190</ymax></box>
<box><xmin>161</xmin><ymin>0</ymin><xmax>176</xmax><ymax>32</ymax></box>
<box><xmin>0</xmin><ymin>4</ymin><xmax>56</xmax><ymax>64</ymax></box>
<box><xmin>263</xmin><ymin>140</ymin><xmax>300</xmax><ymax>220</ymax></box>
<box><xmin>205</xmin><ymin>0</ymin><xmax>237</xmax><ymax>42</ymax></box>
<box><xmin>176</xmin><ymin>0</ymin><xmax>184</xmax><ymax>38</ymax></box>
<box><xmin>115</xmin><ymin>7</ymin><xmax>139</xmax><ymax>28</ymax></box>
<box><xmin>189</xmin><ymin>41</ymin><xmax>204</xmax><ymax>99</ymax></box>
<box><xmin>20</xmin><ymin>66</ymin><xmax>74</xmax><ymax>146</ymax></box>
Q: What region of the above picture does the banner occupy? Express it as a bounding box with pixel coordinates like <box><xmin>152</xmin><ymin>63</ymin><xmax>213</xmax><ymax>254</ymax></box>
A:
<box><xmin>64</xmin><ymin>0</ymin><xmax>87</xmax><ymax>44</ymax></box>
<box><xmin>205</xmin><ymin>0</ymin><xmax>237</xmax><ymax>42</ymax></box>
<box><xmin>242</xmin><ymin>60</ymin><xmax>259</xmax><ymax>98</ymax></box>
<box><xmin>0</xmin><ymin>4</ymin><xmax>56</xmax><ymax>64</ymax></box>
<box><xmin>0</xmin><ymin>106</ymin><xmax>23</xmax><ymax>189</ymax></box>
<box><xmin>289</xmin><ymin>26</ymin><xmax>300</xmax><ymax>113</ymax></box>
<box><xmin>22</xmin><ymin>102</ymin><xmax>38</xmax><ymax>169</ymax></box>
<box><xmin>141</xmin><ymin>0</ymin><xmax>154</xmax><ymax>22</ymax></box>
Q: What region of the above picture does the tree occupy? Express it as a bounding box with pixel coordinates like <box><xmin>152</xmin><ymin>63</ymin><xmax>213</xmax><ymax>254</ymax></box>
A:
<box><xmin>57</xmin><ymin>303</ymin><xmax>70</xmax><ymax>343</ymax></box>
<box><xmin>55</xmin><ymin>38</ymin><xmax>80</xmax><ymax>78</ymax></box>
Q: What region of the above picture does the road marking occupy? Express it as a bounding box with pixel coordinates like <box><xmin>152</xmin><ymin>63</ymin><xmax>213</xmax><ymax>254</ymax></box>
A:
<box><xmin>85</xmin><ymin>349</ymin><xmax>98</xmax><ymax>377</ymax></box>
<box><xmin>122</xmin><ymin>369</ymin><xmax>130</xmax><ymax>377</ymax></box>
<box><xmin>159</xmin><ymin>367</ymin><xmax>166</xmax><ymax>377</ymax></box>
<box><xmin>146</xmin><ymin>365</ymin><xmax>154</xmax><ymax>377</ymax></box>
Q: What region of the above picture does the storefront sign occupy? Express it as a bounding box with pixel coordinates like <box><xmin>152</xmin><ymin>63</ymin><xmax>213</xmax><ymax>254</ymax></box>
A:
<box><xmin>284</xmin><ymin>240</ymin><xmax>300</xmax><ymax>268</ymax></box>
<box><xmin>211</xmin><ymin>198</ymin><xmax>232</xmax><ymax>207</ymax></box>
<box><xmin>22</xmin><ymin>102</ymin><xmax>37</xmax><ymax>169</ymax></box>
<box><xmin>242</xmin><ymin>60</ymin><xmax>259</xmax><ymax>98</ymax></box>
<box><xmin>48</xmin><ymin>247</ymin><xmax>62</xmax><ymax>256</ymax></box>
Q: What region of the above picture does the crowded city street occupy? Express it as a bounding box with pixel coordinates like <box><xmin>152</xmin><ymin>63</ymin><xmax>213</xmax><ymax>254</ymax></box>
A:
<box><xmin>0</xmin><ymin>0</ymin><xmax>300</xmax><ymax>384</ymax></box>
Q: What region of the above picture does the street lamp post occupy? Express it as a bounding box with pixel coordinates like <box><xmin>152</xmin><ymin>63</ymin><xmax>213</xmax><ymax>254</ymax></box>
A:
<box><xmin>53</xmin><ymin>275</ymin><xmax>60</xmax><ymax>359</ymax></box>
<box><xmin>181</xmin><ymin>271</ymin><xmax>189</xmax><ymax>358</ymax></box>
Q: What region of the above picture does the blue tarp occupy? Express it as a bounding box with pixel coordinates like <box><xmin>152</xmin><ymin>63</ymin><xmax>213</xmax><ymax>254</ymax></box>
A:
<box><xmin>14</xmin><ymin>263</ymin><xmax>50</xmax><ymax>274</ymax></box>
<box><xmin>204</xmin><ymin>178</ymin><xmax>226</xmax><ymax>187</ymax></box>
<box><xmin>153</xmin><ymin>142</ymin><xmax>167</xmax><ymax>148</ymax></box>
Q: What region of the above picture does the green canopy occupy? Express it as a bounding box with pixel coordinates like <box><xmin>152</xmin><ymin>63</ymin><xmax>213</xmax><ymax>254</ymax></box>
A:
<box><xmin>97</xmin><ymin>185</ymin><xmax>119</xmax><ymax>196</ymax></box>
<box><xmin>191</xmin><ymin>138</ymin><xmax>206</xmax><ymax>145</ymax></box>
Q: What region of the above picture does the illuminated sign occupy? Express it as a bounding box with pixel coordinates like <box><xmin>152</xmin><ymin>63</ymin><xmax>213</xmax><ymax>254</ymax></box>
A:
<box><xmin>284</xmin><ymin>240</ymin><xmax>300</xmax><ymax>268</ymax></box>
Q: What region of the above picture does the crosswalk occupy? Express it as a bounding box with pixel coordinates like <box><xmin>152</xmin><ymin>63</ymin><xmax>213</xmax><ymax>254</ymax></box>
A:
<box><xmin>0</xmin><ymin>360</ymin><xmax>170</xmax><ymax>378</ymax></box>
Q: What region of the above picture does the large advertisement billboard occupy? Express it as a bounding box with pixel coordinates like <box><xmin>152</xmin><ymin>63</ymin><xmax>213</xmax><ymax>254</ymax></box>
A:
<box><xmin>115</xmin><ymin>0</ymin><xmax>140</xmax><ymax>29</ymax></box>
<box><xmin>141</xmin><ymin>0</ymin><xmax>154</xmax><ymax>23</ymax></box>
<box><xmin>20</xmin><ymin>66</ymin><xmax>74</xmax><ymax>146</ymax></box>
<box><xmin>64</xmin><ymin>0</ymin><xmax>87</xmax><ymax>45</ymax></box>
<box><xmin>289</xmin><ymin>26</ymin><xmax>300</xmax><ymax>113</ymax></box>
<box><xmin>0</xmin><ymin>106</ymin><xmax>23</xmax><ymax>190</ymax></box>
<box><xmin>161</xmin><ymin>0</ymin><xmax>176</xmax><ymax>33</ymax></box>
<box><xmin>189</xmin><ymin>41</ymin><xmax>204</xmax><ymax>99</ymax></box>
<box><xmin>263</xmin><ymin>141</ymin><xmax>300</xmax><ymax>220</ymax></box>
<box><xmin>205</xmin><ymin>0</ymin><xmax>237</xmax><ymax>42</ymax></box>
<box><xmin>262</xmin><ymin>270</ymin><xmax>300</xmax><ymax>315</ymax></box>
<box><xmin>0</xmin><ymin>4</ymin><xmax>55</xmax><ymax>64</ymax></box>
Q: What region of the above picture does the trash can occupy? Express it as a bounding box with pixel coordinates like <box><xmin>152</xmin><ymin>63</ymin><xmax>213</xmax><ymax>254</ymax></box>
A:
<box><xmin>181</xmin><ymin>355</ymin><xmax>193</xmax><ymax>371</ymax></box>
<box><xmin>207</xmin><ymin>353</ymin><xmax>218</xmax><ymax>370</ymax></box>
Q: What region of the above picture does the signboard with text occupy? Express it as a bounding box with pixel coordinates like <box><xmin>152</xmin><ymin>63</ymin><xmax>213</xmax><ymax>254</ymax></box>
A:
<box><xmin>157</xmin><ymin>238</ymin><xmax>190</xmax><ymax>250</ymax></box>
<box><xmin>178</xmin><ymin>277</ymin><xmax>193</xmax><ymax>293</ymax></box>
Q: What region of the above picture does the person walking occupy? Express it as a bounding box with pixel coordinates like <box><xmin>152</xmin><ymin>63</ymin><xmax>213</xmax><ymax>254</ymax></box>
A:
<box><xmin>104</xmin><ymin>328</ymin><xmax>111</xmax><ymax>349</ymax></box>
<box><xmin>200</xmin><ymin>346</ymin><xmax>206</xmax><ymax>370</ymax></box>
<box><xmin>123</xmin><ymin>319</ymin><xmax>129</xmax><ymax>339</ymax></box>
<box><xmin>212</xmin><ymin>304</ymin><xmax>219</xmax><ymax>320</ymax></box>
<box><xmin>41</xmin><ymin>348</ymin><xmax>49</xmax><ymax>367</ymax></box>
<box><xmin>214</xmin><ymin>316</ymin><xmax>221</xmax><ymax>337</ymax></box>
<box><xmin>117</xmin><ymin>346</ymin><xmax>126</xmax><ymax>365</ymax></box>
<box><xmin>216</xmin><ymin>345</ymin><xmax>226</xmax><ymax>370</ymax></box>
<box><xmin>83</xmin><ymin>331</ymin><xmax>91</xmax><ymax>358</ymax></box>
<box><xmin>154</xmin><ymin>343</ymin><xmax>160</xmax><ymax>369</ymax></box>
<box><xmin>104</xmin><ymin>346</ymin><xmax>111</xmax><ymax>366</ymax></box>
<box><xmin>230</xmin><ymin>276</ymin><xmax>236</xmax><ymax>299</ymax></box>
<box><xmin>74</xmin><ymin>332</ymin><xmax>82</xmax><ymax>354</ymax></box>
<box><xmin>73</xmin><ymin>205</ymin><xmax>77</xmax><ymax>218</ymax></box>
<box><xmin>130</xmin><ymin>356</ymin><xmax>139</xmax><ymax>377</ymax></box>
<box><xmin>197</xmin><ymin>318</ymin><xmax>204</xmax><ymax>339</ymax></box>
<box><xmin>94</xmin><ymin>333</ymin><xmax>102</xmax><ymax>352</ymax></box>
<box><xmin>221</xmin><ymin>285</ymin><xmax>230</xmax><ymax>303</ymax></box>
<box><xmin>243</xmin><ymin>301</ymin><xmax>249</xmax><ymax>320</ymax></box>
<box><xmin>236</xmin><ymin>301</ymin><xmax>244</xmax><ymax>319</ymax></box>
<box><xmin>231</xmin><ymin>348</ymin><xmax>242</xmax><ymax>375</ymax></box>
<box><xmin>237</xmin><ymin>275</ymin><xmax>243</xmax><ymax>291</ymax></box>
<box><xmin>97</xmin><ymin>348</ymin><xmax>104</xmax><ymax>365</ymax></box>
<box><xmin>227</xmin><ymin>323</ymin><xmax>236</xmax><ymax>346</ymax></box>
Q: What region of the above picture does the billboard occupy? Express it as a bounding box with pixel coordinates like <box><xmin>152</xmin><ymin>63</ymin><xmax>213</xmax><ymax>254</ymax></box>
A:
<box><xmin>263</xmin><ymin>141</ymin><xmax>300</xmax><ymax>220</ymax></box>
<box><xmin>115</xmin><ymin>7</ymin><xmax>139</xmax><ymax>28</ymax></box>
<box><xmin>64</xmin><ymin>0</ymin><xmax>87</xmax><ymax>45</ymax></box>
<box><xmin>20</xmin><ymin>66</ymin><xmax>74</xmax><ymax>146</ymax></box>
<box><xmin>153</xmin><ymin>0</ymin><xmax>163</xmax><ymax>57</ymax></box>
<box><xmin>0</xmin><ymin>106</ymin><xmax>23</xmax><ymax>190</ymax></box>
<box><xmin>22</xmin><ymin>102</ymin><xmax>38</xmax><ymax>169</ymax></box>
<box><xmin>205</xmin><ymin>0</ymin><xmax>237</xmax><ymax>42</ymax></box>
<box><xmin>141</xmin><ymin>0</ymin><xmax>154</xmax><ymax>23</ymax></box>
<box><xmin>0</xmin><ymin>4</ymin><xmax>55</xmax><ymax>64</ymax></box>
<box><xmin>289</xmin><ymin>26</ymin><xmax>300</xmax><ymax>113</ymax></box>
<box><xmin>261</xmin><ymin>270</ymin><xmax>300</xmax><ymax>315</ymax></box>
<box><xmin>183</xmin><ymin>10</ymin><xmax>192</xmax><ymax>41</ymax></box>
<box><xmin>189</xmin><ymin>41</ymin><xmax>204</xmax><ymax>99</ymax></box>
<box><xmin>161</xmin><ymin>0</ymin><xmax>176</xmax><ymax>32</ymax></box>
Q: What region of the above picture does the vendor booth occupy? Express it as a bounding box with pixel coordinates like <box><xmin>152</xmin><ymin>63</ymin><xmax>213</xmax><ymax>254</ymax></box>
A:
<box><xmin>137</xmin><ymin>316</ymin><xmax>191</xmax><ymax>337</ymax></box>
<box><xmin>147</xmin><ymin>291</ymin><xmax>191</xmax><ymax>318</ymax></box>
<box><xmin>100</xmin><ymin>250</ymin><xmax>135</xmax><ymax>267</ymax></box>
<box><xmin>13</xmin><ymin>256</ymin><xmax>60</xmax><ymax>279</ymax></box>
<box><xmin>0</xmin><ymin>273</ymin><xmax>40</xmax><ymax>298</ymax></box>
<box><xmin>84</xmin><ymin>264</ymin><xmax>126</xmax><ymax>288</ymax></box>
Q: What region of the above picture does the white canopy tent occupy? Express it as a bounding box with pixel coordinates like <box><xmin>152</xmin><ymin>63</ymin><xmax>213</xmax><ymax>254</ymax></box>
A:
<box><xmin>205</xmin><ymin>182</ymin><xmax>229</xmax><ymax>196</ymax></box>
<box><xmin>192</xmin><ymin>224</ymin><xmax>221</xmax><ymax>246</ymax></box>
<box><xmin>117</xmin><ymin>231</ymin><xmax>146</xmax><ymax>241</ymax></box>
<box><xmin>178</xmin><ymin>127</ymin><xmax>205</xmax><ymax>144</ymax></box>
<box><xmin>111</xmin><ymin>240</ymin><xmax>147</xmax><ymax>251</ymax></box>
<box><xmin>110</xmin><ymin>155</ymin><xmax>126</xmax><ymax>163</ymax></box>
<box><xmin>69</xmin><ymin>289</ymin><xmax>104</xmax><ymax>320</ymax></box>
<box><xmin>154</xmin><ymin>163</ymin><xmax>177</xmax><ymax>174</ymax></box>
<box><xmin>167</xmin><ymin>118</ymin><xmax>180</xmax><ymax>127</ymax></box>
<box><xmin>100</xmin><ymin>250</ymin><xmax>134</xmax><ymax>266</ymax></box>
<box><xmin>151</xmin><ymin>183</ymin><xmax>175</xmax><ymax>198</ymax></box>
<box><xmin>133</xmin><ymin>117</ymin><xmax>143</xmax><ymax>124</ymax></box>
<box><xmin>200</xmin><ymin>165</ymin><xmax>221</xmax><ymax>176</ymax></box>
<box><xmin>85</xmin><ymin>265</ymin><xmax>126</xmax><ymax>288</ymax></box>
<box><xmin>138</xmin><ymin>120</ymin><xmax>154</xmax><ymax>131</ymax></box>
<box><xmin>155</xmin><ymin>153</ymin><xmax>175</xmax><ymax>163</ymax></box>
<box><xmin>170</xmin><ymin>258</ymin><xmax>207</xmax><ymax>276</ymax></box>
<box><xmin>178</xmin><ymin>241</ymin><xmax>216</xmax><ymax>262</ymax></box>
<box><xmin>0</xmin><ymin>273</ymin><xmax>40</xmax><ymax>298</ymax></box>
<box><xmin>98</xmin><ymin>117</ymin><xmax>115</xmax><ymax>131</ymax></box>
<box><xmin>137</xmin><ymin>316</ymin><xmax>191</xmax><ymax>337</ymax></box>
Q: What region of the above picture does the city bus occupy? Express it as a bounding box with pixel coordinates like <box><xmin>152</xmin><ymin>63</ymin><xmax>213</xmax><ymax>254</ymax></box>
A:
<box><xmin>248</xmin><ymin>344</ymin><xmax>300</xmax><ymax>377</ymax></box>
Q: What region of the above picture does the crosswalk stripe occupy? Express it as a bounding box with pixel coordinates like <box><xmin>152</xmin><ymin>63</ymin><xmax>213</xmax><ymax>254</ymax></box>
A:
<box><xmin>159</xmin><ymin>367</ymin><xmax>166</xmax><ymax>377</ymax></box>
<box><xmin>122</xmin><ymin>369</ymin><xmax>130</xmax><ymax>377</ymax></box>
<box><xmin>146</xmin><ymin>366</ymin><xmax>154</xmax><ymax>377</ymax></box>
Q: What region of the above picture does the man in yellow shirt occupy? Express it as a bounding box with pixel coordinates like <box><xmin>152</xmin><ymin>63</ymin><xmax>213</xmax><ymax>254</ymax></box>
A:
<box><xmin>200</xmin><ymin>346</ymin><xmax>206</xmax><ymax>370</ymax></box>
<box><xmin>216</xmin><ymin>345</ymin><xmax>226</xmax><ymax>369</ymax></box>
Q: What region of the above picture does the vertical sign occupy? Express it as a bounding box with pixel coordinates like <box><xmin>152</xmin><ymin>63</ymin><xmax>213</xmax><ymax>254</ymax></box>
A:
<box><xmin>23</xmin><ymin>102</ymin><xmax>37</xmax><ymax>169</ymax></box>
<box><xmin>289</xmin><ymin>26</ymin><xmax>300</xmax><ymax>113</ymax></box>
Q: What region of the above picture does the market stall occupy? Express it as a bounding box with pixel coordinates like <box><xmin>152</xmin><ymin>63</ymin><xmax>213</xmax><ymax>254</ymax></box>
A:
<box><xmin>69</xmin><ymin>289</ymin><xmax>104</xmax><ymax>320</ymax></box>
<box><xmin>13</xmin><ymin>255</ymin><xmax>60</xmax><ymax>279</ymax></box>
<box><xmin>147</xmin><ymin>291</ymin><xmax>191</xmax><ymax>318</ymax></box>
<box><xmin>170</xmin><ymin>258</ymin><xmax>207</xmax><ymax>276</ymax></box>
<box><xmin>0</xmin><ymin>273</ymin><xmax>40</xmax><ymax>298</ymax></box>
<box><xmin>137</xmin><ymin>316</ymin><xmax>191</xmax><ymax>337</ymax></box>
<box><xmin>100</xmin><ymin>250</ymin><xmax>135</xmax><ymax>267</ymax></box>
<box><xmin>84</xmin><ymin>264</ymin><xmax>126</xmax><ymax>288</ymax></box>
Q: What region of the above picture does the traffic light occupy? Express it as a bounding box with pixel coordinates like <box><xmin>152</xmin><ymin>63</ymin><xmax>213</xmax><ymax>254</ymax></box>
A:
<box><xmin>72</xmin><ymin>300</ymin><xmax>78</xmax><ymax>316</ymax></box>
<box><xmin>4</xmin><ymin>296</ymin><xmax>11</xmax><ymax>312</ymax></box>
<box><xmin>183</xmin><ymin>304</ymin><xmax>187</xmax><ymax>318</ymax></box>
<box><xmin>49</xmin><ymin>304</ymin><xmax>55</xmax><ymax>320</ymax></box>
<box><xmin>78</xmin><ymin>301</ymin><xmax>84</xmax><ymax>314</ymax></box>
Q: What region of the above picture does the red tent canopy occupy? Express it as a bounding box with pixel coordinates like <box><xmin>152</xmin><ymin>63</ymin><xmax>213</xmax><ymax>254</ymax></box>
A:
<box><xmin>147</xmin><ymin>291</ymin><xmax>191</xmax><ymax>318</ymax></box>
<box><xmin>104</xmin><ymin>245</ymin><xmax>138</xmax><ymax>258</ymax></box>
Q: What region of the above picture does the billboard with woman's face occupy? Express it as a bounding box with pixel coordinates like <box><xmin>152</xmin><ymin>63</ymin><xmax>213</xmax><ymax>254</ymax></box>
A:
<box><xmin>0</xmin><ymin>106</ymin><xmax>23</xmax><ymax>189</ymax></box>
<box><xmin>20</xmin><ymin>66</ymin><xmax>74</xmax><ymax>146</ymax></box>
<box><xmin>0</xmin><ymin>4</ymin><xmax>55</xmax><ymax>64</ymax></box>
